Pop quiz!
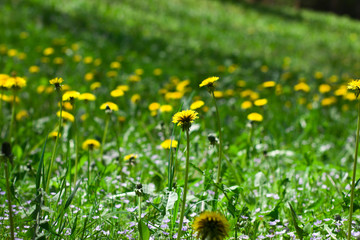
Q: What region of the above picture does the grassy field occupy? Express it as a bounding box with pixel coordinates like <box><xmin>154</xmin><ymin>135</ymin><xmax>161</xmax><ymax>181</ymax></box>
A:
<box><xmin>1</xmin><ymin>0</ymin><xmax>360</xmax><ymax>239</ymax></box>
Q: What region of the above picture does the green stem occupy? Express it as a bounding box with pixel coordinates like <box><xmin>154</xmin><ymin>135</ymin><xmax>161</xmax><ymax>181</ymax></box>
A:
<box><xmin>177</xmin><ymin>129</ymin><xmax>190</xmax><ymax>240</ymax></box>
<box><xmin>46</xmin><ymin>91</ymin><xmax>63</xmax><ymax>193</ymax></box>
<box><xmin>88</xmin><ymin>149</ymin><xmax>91</xmax><ymax>200</ymax></box>
<box><xmin>8</xmin><ymin>90</ymin><xmax>16</xmax><ymax>142</ymax></box>
<box><xmin>212</xmin><ymin>91</ymin><xmax>223</xmax><ymax>211</ymax></box>
<box><xmin>4</xmin><ymin>158</ymin><xmax>15</xmax><ymax>240</ymax></box>
<box><xmin>100</xmin><ymin>114</ymin><xmax>110</xmax><ymax>164</ymax></box>
<box><xmin>138</xmin><ymin>195</ymin><xmax>142</xmax><ymax>221</ymax></box>
<box><xmin>0</xmin><ymin>89</ymin><xmax>3</xmax><ymax>127</ymax></box>
<box><xmin>74</xmin><ymin>103</ymin><xmax>78</xmax><ymax>185</ymax></box>
<box><xmin>348</xmin><ymin>100</ymin><xmax>360</xmax><ymax>240</ymax></box>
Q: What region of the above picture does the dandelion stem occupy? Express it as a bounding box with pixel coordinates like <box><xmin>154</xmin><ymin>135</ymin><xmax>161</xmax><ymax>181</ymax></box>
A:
<box><xmin>46</xmin><ymin>91</ymin><xmax>63</xmax><ymax>193</ymax></box>
<box><xmin>74</xmin><ymin>103</ymin><xmax>79</xmax><ymax>185</ymax></box>
<box><xmin>348</xmin><ymin>99</ymin><xmax>360</xmax><ymax>240</ymax></box>
<box><xmin>4</xmin><ymin>158</ymin><xmax>15</xmax><ymax>240</ymax></box>
<box><xmin>212</xmin><ymin>91</ymin><xmax>223</xmax><ymax>211</ymax></box>
<box><xmin>8</xmin><ymin>90</ymin><xmax>16</xmax><ymax>142</ymax></box>
<box><xmin>87</xmin><ymin>149</ymin><xmax>91</xmax><ymax>200</ymax></box>
<box><xmin>100</xmin><ymin>114</ymin><xmax>110</xmax><ymax>164</ymax></box>
<box><xmin>0</xmin><ymin>89</ymin><xmax>3</xmax><ymax>126</ymax></box>
<box><xmin>177</xmin><ymin>129</ymin><xmax>190</xmax><ymax>240</ymax></box>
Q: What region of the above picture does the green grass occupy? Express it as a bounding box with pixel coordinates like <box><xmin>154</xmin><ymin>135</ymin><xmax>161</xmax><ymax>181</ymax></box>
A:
<box><xmin>1</xmin><ymin>0</ymin><xmax>360</xmax><ymax>239</ymax></box>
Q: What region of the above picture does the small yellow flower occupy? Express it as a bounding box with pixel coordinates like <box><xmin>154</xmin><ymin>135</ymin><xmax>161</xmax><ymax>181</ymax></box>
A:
<box><xmin>8</xmin><ymin>49</ymin><xmax>17</xmax><ymax>57</ymax></box>
<box><xmin>84</xmin><ymin>72</ymin><xmax>94</xmax><ymax>81</ymax></box>
<box><xmin>43</xmin><ymin>47</ymin><xmax>54</xmax><ymax>56</ymax></box>
<box><xmin>16</xmin><ymin>110</ymin><xmax>29</xmax><ymax>121</ymax></box>
<box><xmin>124</xmin><ymin>154</ymin><xmax>137</xmax><ymax>161</ymax></box>
<box><xmin>129</xmin><ymin>74</ymin><xmax>141</xmax><ymax>82</ymax></box>
<box><xmin>260</xmin><ymin>65</ymin><xmax>269</xmax><ymax>73</ymax></box>
<box><xmin>321</xmin><ymin>97</ymin><xmax>337</xmax><ymax>106</ymax></box>
<box><xmin>0</xmin><ymin>74</ymin><xmax>9</xmax><ymax>89</ymax></box>
<box><xmin>314</xmin><ymin>71</ymin><xmax>323</xmax><ymax>79</ymax></box>
<box><xmin>100</xmin><ymin>102</ymin><xmax>119</xmax><ymax>111</ymax></box>
<box><xmin>153</xmin><ymin>68</ymin><xmax>162</xmax><ymax>76</ymax></box>
<box><xmin>237</xmin><ymin>80</ymin><xmax>246</xmax><ymax>87</ymax></box>
<box><xmin>90</xmin><ymin>82</ymin><xmax>101</xmax><ymax>90</ymax></box>
<box><xmin>161</xmin><ymin>139</ymin><xmax>178</xmax><ymax>149</ymax></box>
<box><xmin>165</xmin><ymin>92</ymin><xmax>183</xmax><ymax>100</ymax></box>
<box><xmin>83</xmin><ymin>56</ymin><xmax>93</xmax><ymax>64</ymax></box>
<box><xmin>193</xmin><ymin>211</ymin><xmax>229</xmax><ymax>240</ymax></box>
<box><xmin>79</xmin><ymin>93</ymin><xmax>96</xmax><ymax>101</ymax></box>
<box><xmin>48</xmin><ymin>131</ymin><xmax>61</xmax><ymax>140</ymax></box>
<box><xmin>319</xmin><ymin>84</ymin><xmax>331</xmax><ymax>93</ymax></box>
<box><xmin>254</xmin><ymin>98</ymin><xmax>268</xmax><ymax>107</ymax></box>
<box><xmin>241</xmin><ymin>101</ymin><xmax>252</xmax><ymax>110</ymax></box>
<box><xmin>57</xmin><ymin>110</ymin><xmax>75</xmax><ymax>122</ymax></box>
<box><xmin>131</xmin><ymin>94</ymin><xmax>141</xmax><ymax>103</ymax></box>
<box><xmin>29</xmin><ymin>65</ymin><xmax>40</xmax><ymax>73</ymax></box>
<box><xmin>247</xmin><ymin>112</ymin><xmax>263</xmax><ymax>122</ymax></box>
<box><xmin>135</xmin><ymin>68</ymin><xmax>144</xmax><ymax>75</ymax></box>
<box><xmin>262</xmin><ymin>81</ymin><xmax>276</xmax><ymax>88</ymax></box>
<box><xmin>176</xmin><ymin>80</ymin><xmax>190</xmax><ymax>92</ymax></box>
<box><xmin>5</xmin><ymin>76</ymin><xmax>26</xmax><ymax>90</ymax></box>
<box><xmin>172</xmin><ymin>109</ymin><xmax>199</xmax><ymax>131</ymax></box>
<box><xmin>190</xmin><ymin>100</ymin><xmax>205</xmax><ymax>110</ymax></box>
<box><xmin>148</xmin><ymin>102</ymin><xmax>161</xmax><ymax>111</ymax></box>
<box><xmin>62</xmin><ymin>91</ymin><xmax>80</xmax><ymax>102</ymax></box>
<box><xmin>110</xmin><ymin>89</ymin><xmax>124</xmax><ymax>97</ymax></box>
<box><xmin>160</xmin><ymin>105</ymin><xmax>173</xmax><ymax>113</ymax></box>
<box><xmin>117</xmin><ymin>85</ymin><xmax>129</xmax><ymax>92</ymax></box>
<box><xmin>294</xmin><ymin>82</ymin><xmax>310</xmax><ymax>92</ymax></box>
<box><xmin>110</xmin><ymin>61</ymin><xmax>121</xmax><ymax>69</ymax></box>
<box><xmin>82</xmin><ymin>139</ymin><xmax>101</xmax><ymax>150</ymax></box>
<box><xmin>348</xmin><ymin>79</ymin><xmax>360</xmax><ymax>91</ymax></box>
<box><xmin>199</xmin><ymin>76</ymin><xmax>219</xmax><ymax>90</ymax></box>
<box><xmin>49</xmin><ymin>77</ymin><xmax>64</xmax><ymax>90</ymax></box>
<box><xmin>53</xmin><ymin>57</ymin><xmax>64</xmax><ymax>65</ymax></box>
<box><xmin>213</xmin><ymin>91</ymin><xmax>224</xmax><ymax>98</ymax></box>
<box><xmin>106</xmin><ymin>70</ymin><xmax>118</xmax><ymax>78</ymax></box>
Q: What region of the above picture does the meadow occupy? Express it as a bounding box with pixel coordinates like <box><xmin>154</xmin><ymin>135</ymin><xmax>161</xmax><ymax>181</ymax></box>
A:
<box><xmin>2</xmin><ymin>0</ymin><xmax>360</xmax><ymax>239</ymax></box>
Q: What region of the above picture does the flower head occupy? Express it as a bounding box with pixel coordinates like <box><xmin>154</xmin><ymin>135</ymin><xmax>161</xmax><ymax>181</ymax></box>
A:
<box><xmin>193</xmin><ymin>211</ymin><xmax>229</xmax><ymax>240</ymax></box>
<box><xmin>62</xmin><ymin>91</ymin><xmax>80</xmax><ymax>102</ymax></box>
<box><xmin>79</xmin><ymin>93</ymin><xmax>96</xmax><ymax>101</ymax></box>
<box><xmin>199</xmin><ymin>76</ymin><xmax>219</xmax><ymax>92</ymax></box>
<box><xmin>247</xmin><ymin>112</ymin><xmax>263</xmax><ymax>122</ymax></box>
<box><xmin>348</xmin><ymin>79</ymin><xmax>360</xmax><ymax>98</ymax></box>
<box><xmin>82</xmin><ymin>139</ymin><xmax>101</xmax><ymax>150</ymax></box>
<box><xmin>100</xmin><ymin>102</ymin><xmax>119</xmax><ymax>112</ymax></box>
<box><xmin>48</xmin><ymin>131</ymin><xmax>61</xmax><ymax>140</ymax></box>
<box><xmin>49</xmin><ymin>77</ymin><xmax>64</xmax><ymax>91</ymax></box>
<box><xmin>57</xmin><ymin>110</ymin><xmax>74</xmax><ymax>122</ymax></box>
<box><xmin>6</xmin><ymin>76</ymin><xmax>26</xmax><ymax>90</ymax></box>
<box><xmin>190</xmin><ymin>100</ymin><xmax>205</xmax><ymax>110</ymax></box>
<box><xmin>161</xmin><ymin>139</ymin><xmax>178</xmax><ymax>149</ymax></box>
<box><xmin>110</xmin><ymin>89</ymin><xmax>124</xmax><ymax>97</ymax></box>
<box><xmin>172</xmin><ymin>110</ymin><xmax>199</xmax><ymax>131</ymax></box>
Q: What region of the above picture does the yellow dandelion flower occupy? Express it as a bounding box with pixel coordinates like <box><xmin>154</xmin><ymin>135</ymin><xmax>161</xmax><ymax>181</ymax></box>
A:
<box><xmin>199</xmin><ymin>76</ymin><xmax>219</xmax><ymax>89</ymax></box>
<box><xmin>214</xmin><ymin>91</ymin><xmax>224</xmax><ymax>98</ymax></box>
<box><xmin>5</xmin><ymin>76</ymin><xmax>26</xmax><ymax>90</ymax></box>
<box><xmin>328</xmin><ymin>75</ymin><xmax>338</xmax><ymax>83</ymax></box>
<box><xmin>319</xmin><ymin>84</ymin><xmax>331</xmax><ymax>93</ymax></box>
<box><xmin>16</xmin><ymin>110</ymin><xmax>29</xmax><ymax>121</ymax></box>
<box><xmin>110</xmin><ymin>61</ymin><xmax>121</xmax><ymax>69</ymax></box>
<box><xmin>345</xmin><ymin>92</ymin><xmax>356</xmax><ymax>101</ymax></box>
<box><xmin>321</xmin><ymin>97</ymin><xmax>337</xmax><ymax>106</ymax></box>
<box><xmin>37</xmin><ymin>85</ymin><xmax>45</xmax><ymax>94</ymax></box>
<box><xmin>165</xmin><ymin>92</ymin><xmax>183</xmax><ymax>100</ymax></box>
<box><xmin>131</xmin><ymin>94</ymin><xmax>141</xmax><ymax>103</ymax></box>
<box><xmin>135</xmin><ymin>68</ymin><xmax>144</xmax><ymax>75</ymax></box>
<box><xmin>172</xmin><ymin>109</ymin><xmax>198</xmax><ymax>131</ymax></box>
<box><xmin>348</xmin><ymin>79</ymin><xmax>360</xmax><ymax>91</ymax></box>
<box><xmin>81</xmin><ymin>113</ymin><xmax>88</xmax><ymax>121</ymax></box>
<box><xmin>260</xmin><ymin>65</ymin><xmax>269</xmax><ymax>73</ymax></box>
<box><xmin>0</xmin><ymin>74</ymin><xmax>9</xmax><ymax>89</ymax></box>
<box><xmin>106</xmin><ymin>70</ymin><xmax>118</xmax><ymax>78</ymax></box>
<box><xmin>79</xmin><ymin>93</ymin><xmax>96</xmax><ymax>101</ymax></box>
<box><xmin>2</xmin><ymin>95</ymin><xmax>20</xmax><ymax>103</ymax></box>
<box><xmin>161</xmin><ymin>139</ymin><xmax>178</xmax><ymax>149</ymax></box>
<box><xmin>225</xmin><ymin>89</ymin><xmax>235</xmax><ymax>97</ymax></box>
<box><xmin>237</xmin><ymin>80</ymin><xmax>246</xmax><ymax>87</ymax></box>
<box><xmin>334</xmin><ymin>85</ymin><xmax>347</xmax><ymax>96</ymax></box>
<box><xmin>129</xmin><ymin>74</ymin><xmax>141</xmax><ymax>82</ymax></box>
<box><xmin>124</xmin><ymin>154</ymin><xmax>137</xmax><ymax>161</ymax></box>
<box><xmin>57</xmin><ymin>110</ymin><xmax>74</xmax><ymax>122</ymax></box>
<box><xmin>100</xmin><ymin>102</ymin><xmax>119</xmax><ymax>111</ymax></box>
<box><xmin>84</xmin><ymin>72</ymin><xmax>94</xmax><ymax>81</ymax></box>
<box><xmin>314</xmin><ymin>71</ymin><xmax>323</xmax><ymax>79</ymax></box>
<box><xmin>73</xmin><ymin>54</ymin><xmax>82</xmax><ymax>62</ymax></box>
<box><xmin>160</xmin><ymin>105</ymin><xmax>173</xmax><ymax>113</ymax></box>
<box><xmin>7</xmin><ymin>49</ymin><xmax>17</xmax><ymax>57</ymax></box>
<box><xmin>228</xmin><ymin>64</ymin><xmax>237</xmax><ymax>73</ymax></box>
<box><xmin>82</xmin><ymin>139</ymin><xmax>101</xmax><ymax>150</ymax></box>
<box><xmin>62</xmin><ymin>102</ymin><xmax>73</xmax><ymax>111</ymax></box>
<box><xmin>29</xmin><ymin>65</ymin><xmax>40</xmax><ymax>73</ymax></box>
<box><xmin>94</xmin><ymin>58</ymin><xmax>102</xmax><ymax>66</ymax></box>
<box><xmin>153</xmin><ymin>68</ymin><xmax>162</xmax><ymax>76</ymax></box>
<box><xmin>250</xmin><ymin>92</ymin><xmax>259</xmax><ymax>100</ymax></box>
<box><xmin>148</xmin><ymin>102</ymin><xmax>161</xmax><ymax>111</ymax></box>
<box><xmin>247</xmin><ymin>112</ymin><xmax>263</xmax><ymax>122</ymax></box>
<box><xmin>43</xmin><ymin>47</ymin><xmax>54</xmax><ymax>56</ymax></box>
<box><xmin>262</xmin><ymin>81</ymin><xmax>276</xmax><ymax>88</ymax></box>
<box><xmin>110</xmin><ymin>89</ymin><xmax>124</xmax><ymax>97</ymax></box>
<box><xmin>190</xmin><ymin>100</ymin><xmax>205</xmax><ymax>110</ymax></box>
<box><xmin>48</xmin><ymin>131</ymin><xmax>61</xmax><ymax>140</ymax></box>
<box><xmin>45</xmin><ymin>86</ymin><xmax>54</xmax><ymax>94</ymax></box>
<box><xmin>83</xmin><ymin>56</ymin><xmax>93</xmax><ymax>64</ymax></box>
<box><xmin>117</xmin><ymin>85</ymin><xmax>129</xmax><ymax>92</ymax></box>
<box><xmin>294</xmin><ymin>82</ymin><xmax>310</xmax><ymax>92</ymax></box>
<box><xmin>193</xmin><ymin>211</ymin><xmax>229</xmax><ymax>240</ymax></box>
<box><xmin>53</xmin><ymin>57</ymin><xmax>64</xmax><ymax>65</ymax></box>
<box><xmin>241</xmin><ymin>101</ymin><xmax>252</xmax><ymax>110</ymax></box>
<box><xmin>62</xmin><ymin>91</ymin><xmax>80</xmax><ymax>101</ymax></box>
<box><xmin>254</xmin><ymin>98</ymin><xmax>268</xmax><ymax>106</ymax></box>
<box><xmin>49</xmin><ymin>77</ymin><xmax>64</xmax><ymax>90</ymax></box>
<box><xmin>240</xmin><ymin>89</ymin><xmax>253</xmax><ymax>98</ymax></box>
<box><xmin>90</xmin><ymin>82</ymin><xmax>101</xmax><ymax>90</ymax></box>
<box><xmin>176</xmin><ymin>80</ymin><xmax>190</xmax><ymax>92</ymax></box>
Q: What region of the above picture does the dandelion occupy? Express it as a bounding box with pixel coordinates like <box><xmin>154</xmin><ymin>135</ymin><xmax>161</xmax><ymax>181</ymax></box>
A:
<box><xmin>111</xmin><ymin>89</ymin><xmax>124</xmax><ymax>97</ymax></box>
<box><xmin>241</xmin><ymin>101</ymin><xmax>252</xmax><ymax>110</ymax></box>
<box><xmin>131</xmin><ymin>94</ymin><xmax>141</xmax><ymax>103</ymax></box>
<box><xmin>84</xmin><ymin>72</ymin><xmax>94</xmax><ymax>81</ymax></box>
<box><xmin>99</xmin><ymin>102</ymin><xmax>118</xmax><ymax>164</ymax></box>
<box><xmin>247</xmin><ymin>112</ymin><xmax>263</xmax><ymax>122</ymax></box>
<box><xmin>100</xmin><ymin>102</ymin><xmax>119</xmax><ymax>111</ymax></box>
<box><xmin>57</xmin><ymin>111</ymin><xmax>74</xmax><ymax>122</ymax></box>
<box><xmin>117</xmin><ymin>85</ymin><xmax>129</xmax><ymax>92</ymax></box>
<box><xmin>193</xmin><ymin>211</ymin><xmax>229</xmax><ymax>240</ymax></box>
<box><xmin>48</xmin><ymin>131</ymin><xmax>61</xmax><ymax>140</ymax></box>
<box><xmin>110</xmin><ymin>61</ymin><xmax>121</xmax><ymax>69</ymax></box>
<box><xmin>262</xmin><ymin>81</ymin><xmax>276</xmax><ymax>88</ymax></box>
<box><xmin>49</xmin><ymin>77</ymin><xmax>64</xmax><ymax>91</ymax></box>
<box><xmin>90</xmin><ymin>82</ymin><xmax>101</xmax><ymax>90</ymax></box>
<box><xmin>43</xmin><ymin>47</ymin><xmax>54</xmax><ymax>56</ymax></box>
<box><xmin>347</xmin><ymin>79</ymin><xmax>360</xmax><ymax>240</ymax></box>
<box><xmin>29</xmin><ymin>65</ymin><xmax>40</xmax><ymax>73</ymax></box>
<box><xmin>62</xmin><ymin>91</ymin><xmax>80</xmax><ymax>102</ymax></box>
<box><xmin>82</xmin><ymin>139</ymin><xmax>101</xmax><ymax>151</ymax></box>
<box><xmin>161</xmin><ymin>139</ymin><xmax>178</xmax><ymax>149</ymax></box>
<box><xmin>153</xmin><ymin>68</ymin><xmax>162</xmax><ymax>76</ymax></box>
<box><xmin>174</xmin><ymin>110</ymin><xmax>198</xmax><ymax>240</ymax></box>
<box><xmin>190</xmin><ymin>100</ymin><xmax>205</xmax><ymax>110</ymax></box>
<box><xmin>199</xmin><ymin>76</ymin><xmax>219</xmax><ymax>91</ymax></box>
<box><xmin>294</xmin><ymin>82</ymin><xmax>310</xmax><ymax>92</ymax></box>
<box><xmin>5</xmin><ymin>76</ymin><xmax>26</xmax><ymax>90</ymax></box>
<box><xmin>319</xmin><ymin>84</ymin><xmax>331</xmax><ymax>93</ymax></box>
<box><xmin>15</xmin><ymin>110</ymin><xmax>28</xmax><ymax>121</ymax></box>
<box><xmin>79</xmin><ymin>93</ymin><xmax>96</xmax><ymax>101</ymax></box>
<box><xmin>149</xmin><ymin>102</ymin><xmax>161</xmax><ymax>112</ymax></box>
<box><xmin>160</xmin><ymin>105</ymin><xmax>173</xmax><ymax>113</ymax></box>
<box><xmin>254</xmin><ymin>98</ymin><xmax>268</xmax><ymax>107</ymax></box>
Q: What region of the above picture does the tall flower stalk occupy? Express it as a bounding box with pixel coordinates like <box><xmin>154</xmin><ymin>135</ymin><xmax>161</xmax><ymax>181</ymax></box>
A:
<box><xmin>46</xmin><ymin>77</ymin><xmax>64</xmax><ymax>193</ymax></box>
<box><xmin>199</xmin><ymin>76</ymin><xmax>223</xmax><ymax>210</ymax></box>
<box><xmin>347</xmin><ymin>79</ymin><xmax>360</xmax><ymax>239</ymax></box>
<box><xmin>172</xmin><ymin>109</ymin><xmax>198</xmax><ymax>240</ymax></box>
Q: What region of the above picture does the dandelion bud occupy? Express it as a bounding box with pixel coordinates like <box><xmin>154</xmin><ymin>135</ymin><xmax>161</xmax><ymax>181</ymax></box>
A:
<box><xmin>135</xmin><ymin>183</ymin><xmax>143</xmax><ymax>197</ymax></box>
<box><xmin>1</xmin><ymin>142</ymin><xmax>12</xmax><ymax>158</ymax></box>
